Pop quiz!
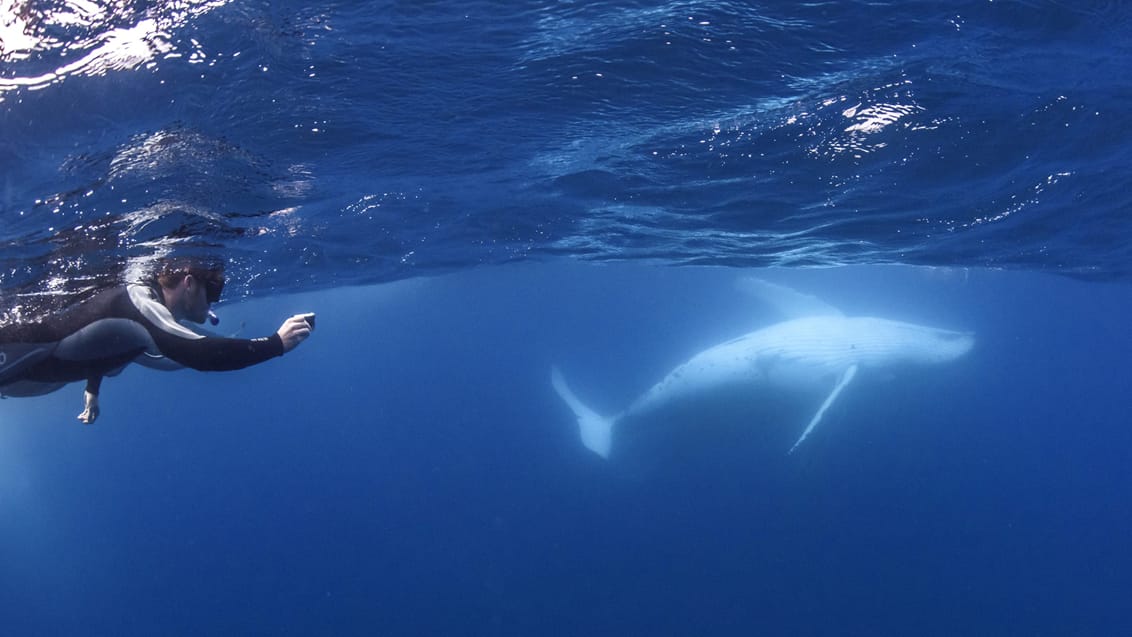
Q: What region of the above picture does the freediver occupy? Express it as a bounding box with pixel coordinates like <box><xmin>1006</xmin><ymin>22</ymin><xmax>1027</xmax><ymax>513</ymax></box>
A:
<box><xmin>0</xmin><ymin>260</ymin><xmax>314</xmax><ymax>423</ymax></box>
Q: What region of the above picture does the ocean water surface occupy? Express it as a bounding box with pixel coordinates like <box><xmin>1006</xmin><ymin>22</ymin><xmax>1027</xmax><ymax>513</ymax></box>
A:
<box><xmin>2</xmin><ymin>1</ymin><xmax>1131</xmax><ymax>635</ymax></box>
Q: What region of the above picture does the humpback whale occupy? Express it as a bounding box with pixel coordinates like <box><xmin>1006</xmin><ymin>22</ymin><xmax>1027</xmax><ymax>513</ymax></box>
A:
<box><xmin>551</xmin><ymin>279</ymin><xmax>974</xmax><ymax>458</ymax></box>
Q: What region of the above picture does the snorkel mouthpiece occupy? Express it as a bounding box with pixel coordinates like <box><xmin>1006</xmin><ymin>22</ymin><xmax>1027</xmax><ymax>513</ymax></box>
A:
<box><xmin>207</xmin><ymin>310</ymin><xmax>219</xmax><ymax>326</ymax></box>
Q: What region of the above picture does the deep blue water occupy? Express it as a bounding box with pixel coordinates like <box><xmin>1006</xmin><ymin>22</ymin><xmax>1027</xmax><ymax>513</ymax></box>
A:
<box><xmin>3</xmin><ymin>1</ymin><xmax>1132</xmax><ymax>635</ymax></box>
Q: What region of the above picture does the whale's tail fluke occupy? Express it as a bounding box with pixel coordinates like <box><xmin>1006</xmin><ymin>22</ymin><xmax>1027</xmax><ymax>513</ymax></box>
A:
<box><xmin>550</xmin><ymin>367</ymin><xmax>614</xmax><ymax>459</ymax></box>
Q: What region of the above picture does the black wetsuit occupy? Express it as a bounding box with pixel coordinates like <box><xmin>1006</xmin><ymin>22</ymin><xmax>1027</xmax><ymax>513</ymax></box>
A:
<box><xmin>0</xmin><ymin>283</ymin><xmax>283</xmax><ymax>398</ymax></box>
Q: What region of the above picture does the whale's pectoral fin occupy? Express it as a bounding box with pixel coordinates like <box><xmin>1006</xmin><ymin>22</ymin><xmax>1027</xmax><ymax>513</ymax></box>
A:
<box><xmin>788</xmin><ymin>364</ymin><xmax>858</xmax><ymax>454</ymax></box>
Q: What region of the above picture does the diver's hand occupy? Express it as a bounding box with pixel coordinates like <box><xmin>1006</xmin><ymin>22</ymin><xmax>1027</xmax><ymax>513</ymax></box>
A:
<box><xmin>277</xmin><ymin>313</ymin><xmax>315</xmax><ymax>353</ymax></box>
<box><xmin>77</xmin><ymin>390</ymin><xmax>100</xmax><ymax>425</ymax></box>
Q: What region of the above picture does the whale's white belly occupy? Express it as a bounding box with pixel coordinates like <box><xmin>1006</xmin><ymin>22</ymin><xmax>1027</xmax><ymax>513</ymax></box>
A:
<box><xmin>625</xmin><ymin>315</ymin><xmax>971</xmax><ymax>418</ymax></box>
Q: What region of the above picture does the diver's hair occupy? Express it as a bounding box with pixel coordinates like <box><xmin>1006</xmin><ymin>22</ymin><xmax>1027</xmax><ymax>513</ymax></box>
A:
<box><xmin>153</xmin><ymin>258</ymin><xmax>224</xmax><ymax>289</ymax></box>
<box><xmin>155</xmin><ymin>270</ymin><xmax>188</xmax><ymax>289</ymax></box>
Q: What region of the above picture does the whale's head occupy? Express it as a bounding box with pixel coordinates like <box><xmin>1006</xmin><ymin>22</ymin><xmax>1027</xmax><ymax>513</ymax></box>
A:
<box><xmin>901</xmin><ymin>325</ymin><xmax>975</xmax><ymax>365</ymax></box>
<box><xmin>851</xmin><ymin>318</ymin><xmax>974</xmax><ymax>367</ymax></box>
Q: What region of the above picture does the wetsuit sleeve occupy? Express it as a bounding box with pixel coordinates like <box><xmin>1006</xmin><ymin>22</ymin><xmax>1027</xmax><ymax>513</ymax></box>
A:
<box><xmin>86</xmin><ymin>375</ymin><xmax>103</xmax><ymax>396</ymax></box>
<box><xmin>148</xmin><ymin>332</ymin><xmax>285</xmax><ymax>372</ymax></box>
<box><xmin>124</xmin><ymin>284</ymin><xmax>286</xmax><ymax>372</ymax></box>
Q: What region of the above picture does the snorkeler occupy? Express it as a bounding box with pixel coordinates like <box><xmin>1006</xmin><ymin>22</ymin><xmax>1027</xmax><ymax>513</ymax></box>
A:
<box><xmin>0</xmin><ymin>261</ymin><xmax>315</xmax><ymax>424</ymax></box>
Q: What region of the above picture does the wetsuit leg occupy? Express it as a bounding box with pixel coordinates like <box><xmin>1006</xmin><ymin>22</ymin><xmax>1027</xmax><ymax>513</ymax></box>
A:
<box><xmin>52</xmin><ymin>318</ymin><xmax>154</xmax><ymax>361</ymax></box>
<box><xmin>0</xmin><ymin>342</ymin><xmax>56</xmax><ymax>386</ymax></box>
<box><xmin>0</xmin><ymin>379</ymin><xmax>68</xmax><ymax>397</ymax></box>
